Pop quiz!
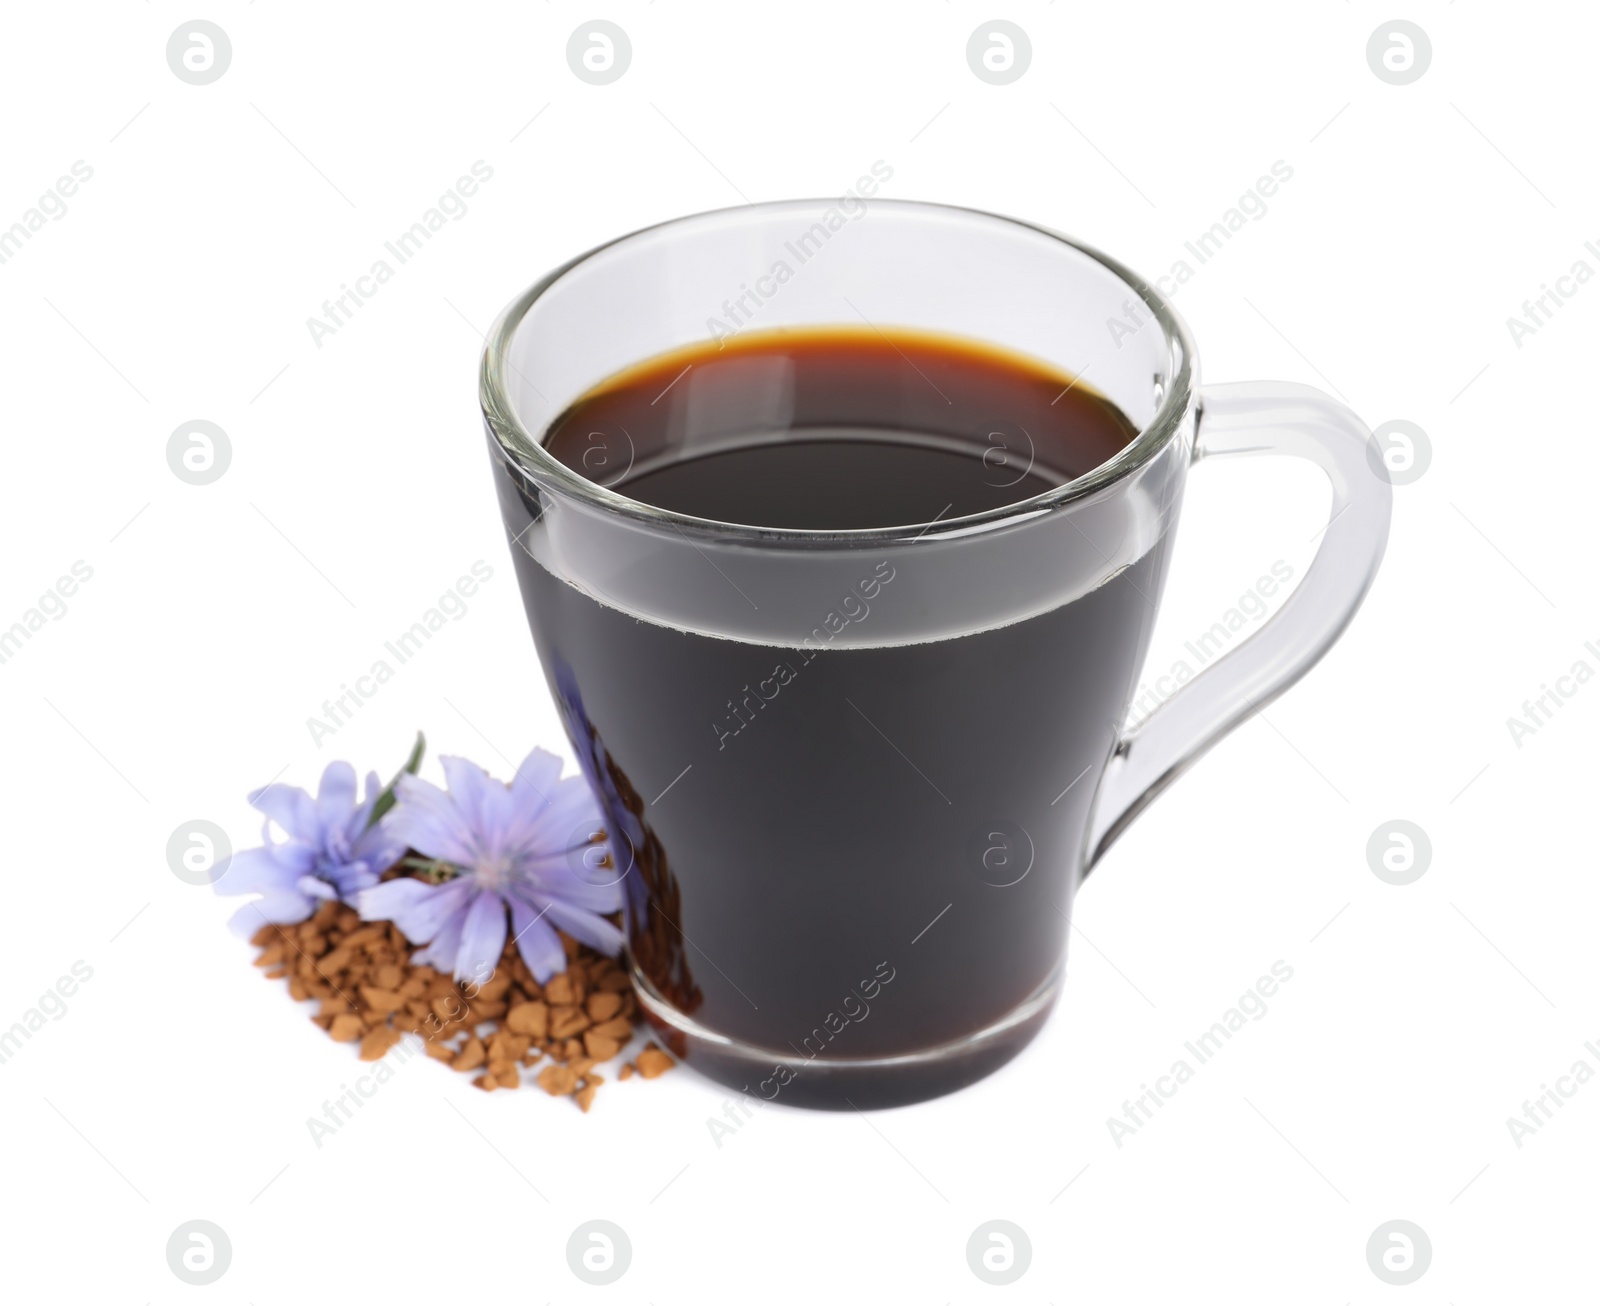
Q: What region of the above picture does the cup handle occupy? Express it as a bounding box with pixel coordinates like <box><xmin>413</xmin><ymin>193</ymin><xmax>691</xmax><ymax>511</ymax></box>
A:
<box><xmin>1084</xmin><ymin>380</ymin><xmax>1393</xmax><ymax>871</ymax></box>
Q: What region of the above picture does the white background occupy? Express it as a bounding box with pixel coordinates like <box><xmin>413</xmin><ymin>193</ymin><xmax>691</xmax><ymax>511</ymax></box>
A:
<box><xmin>2</xmin><ymin>2</ymin><xmax>1595</xmax><ymax>1301</ymax></box>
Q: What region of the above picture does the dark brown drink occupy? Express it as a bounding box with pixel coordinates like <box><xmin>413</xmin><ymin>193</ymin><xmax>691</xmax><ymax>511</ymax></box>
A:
<box><xmin>493</xmin><ymin>328</ymin><xmax>1170</xmax><ymax>1106</ymax></box>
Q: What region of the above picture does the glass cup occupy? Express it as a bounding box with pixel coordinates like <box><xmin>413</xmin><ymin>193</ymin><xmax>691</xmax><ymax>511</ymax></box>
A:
<box><xmin>479</xmin><ymin>199</ymin><xmax>1391</xmax><ymax>1108</ymax></box>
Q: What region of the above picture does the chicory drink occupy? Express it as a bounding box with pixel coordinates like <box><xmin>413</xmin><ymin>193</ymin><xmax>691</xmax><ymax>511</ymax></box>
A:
<box><xmin>542</xmin><ymin>327</ymin><xmax>1137</xmax><ymax>527</ymax></box>
<box><xmin>507</xmin><ymin>327</ymin><xmax>1155</xmax><ymax>1105</ymax></box>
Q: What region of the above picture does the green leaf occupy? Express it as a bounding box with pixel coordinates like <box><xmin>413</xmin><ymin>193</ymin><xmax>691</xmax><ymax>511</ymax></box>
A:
<box><xmin>367</xmin><ymin>731</ymin><xmax>425</xmax><ymax>827</ymax></box>
<box><xmin>397</xmin><ymin>854</ymin><xmax>458</xmax><ymax>883</ymax></box>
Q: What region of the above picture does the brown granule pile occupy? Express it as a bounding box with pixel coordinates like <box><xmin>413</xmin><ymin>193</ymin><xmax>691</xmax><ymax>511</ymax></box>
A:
<box><xmin>250</xmin><ymin>898</ymin><xmax>674</xmax><ymax>1110</ymax></box>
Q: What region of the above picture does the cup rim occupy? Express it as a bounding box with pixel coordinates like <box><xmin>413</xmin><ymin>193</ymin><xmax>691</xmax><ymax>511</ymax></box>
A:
<box><xmin>479</xmin><ymin>197</ymin><xmax>1197</xmax><ymax>546</ymax></box>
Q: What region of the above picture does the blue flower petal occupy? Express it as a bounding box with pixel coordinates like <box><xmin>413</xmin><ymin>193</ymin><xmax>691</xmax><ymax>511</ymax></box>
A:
<box><xmin>216</xmin><ymin>845</ymin><xmax>309</xmax><ymax>897</ymax></box>
<box><xmin>270</xmin><ymin>842</ymin><xmax>319</xmax><ymax>876</ymax></box>
<box><xmin>509</xmin><ymin>747</ymin><xmax>564</xmax><ymax>810</ymax></box>
<box><xmin>509</xmin><ymin>895</ymin><xmax>567</xmax><ymax>983</ymax></box>
<box><xmin>454</xmin><ymin>889</ymin><xmax>508</xmax><ymax>985</ymax></box>
<box><xmin>316</xmin><ymin>761</ymin><xmax>359</xmax><ymax>838</ymax></box>
<box><xmin>249</xmin><ymin>783</ymin><xmax>320</xmax><ymax>843</ymax></box>
<box><xmin>440</xmin><ymin>755</ymin><xmax>518</xmax><ymax>859</ymax></box>
<box><xmin>351</xmin><ymin>828</ymin><xmax>404</xmax><ymax>883</ymax></box>
<box><xmin>325</xmin><ymin>863</ymin><xmax>375</xmax><ymax>900</ymax></box>
<box><xmin>358</xmin><ymin>875</ymin><xmax>473</xmax><ymax>944</ymax></box>
<box><xmin>505</xmin><ymin>769</ymin><xmax>598</xmax><ymax>852</ymax></box>
<box><xmin>385</xmin><ymin>773</ymin><xmax>478</xmax><ymax>865</ymax></box>
<box><xmin>226</xmin><ymin>888</ymin><xmax>315</xmax><ymax>936</ymax></box>
<box><xmin>296</xmin><ymin>874</ymin><xmax>339</xmax><ymax>902</ymax></box>
<box><xmin>411</xmin><ymin>905</ymin><xmax>466</xmax><ymax>974</ymax></box>
<box><xmin>533</xmin><ymin>894</ymin><xmax>626</xmax><ymax>958</ymax></box>
<box><xmin>517</xmin><ymin>851</ymin><xmax>625</xmax><ymax>914</ymax></box>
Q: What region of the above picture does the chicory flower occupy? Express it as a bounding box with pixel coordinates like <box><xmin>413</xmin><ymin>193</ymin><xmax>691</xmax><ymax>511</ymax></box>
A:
<box><xmin>215</xmin><ymin>761</ymin><xmax>405</xmax><ymax>935</ymax></box>
<box><xmin>357</xmin><ymin>748</ymin><xmax>625</xmax><ymax>984</ymax></box>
